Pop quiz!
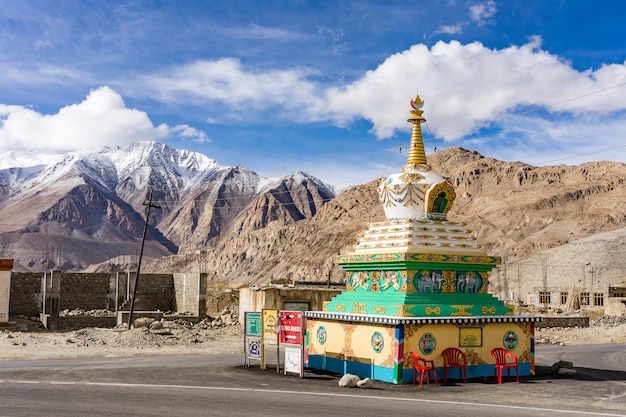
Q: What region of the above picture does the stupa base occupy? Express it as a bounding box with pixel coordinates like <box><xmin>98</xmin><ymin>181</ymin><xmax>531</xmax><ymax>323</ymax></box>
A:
<box><xmin>305</xmin><ymin>311</ymin><xmax>541</xmax><ymax>384</ymax></box>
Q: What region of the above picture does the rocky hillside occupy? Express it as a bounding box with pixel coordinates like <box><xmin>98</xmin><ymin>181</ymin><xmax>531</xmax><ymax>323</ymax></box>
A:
<box><xmin>144</xmin><ymin>147</ymin><xmax>626</xmax><ymax>287</ymax></box>
<box><xmin>0</xmin><ymin>142</ymin><xmax>336</xmax><ymax>271</ymax></box>
<box><xmin>428</xmin><ymin>148</ymin><xmax>626</xmax><ymax>261</ymax></box>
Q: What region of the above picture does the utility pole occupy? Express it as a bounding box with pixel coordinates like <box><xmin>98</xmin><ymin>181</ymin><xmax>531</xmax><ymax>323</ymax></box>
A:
<box><xmin>127</xmin><ymin>190</ymin><xmax>161</xmax><ymax>329</ymax></box>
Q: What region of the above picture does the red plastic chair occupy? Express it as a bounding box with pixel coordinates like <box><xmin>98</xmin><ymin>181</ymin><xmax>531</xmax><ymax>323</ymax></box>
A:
<box><xmin>409</xmin><ymin>351</ymin><xmax>438</xmax><ymax>387</ymax></box>
<box><xmin>441</xmin><ymin>347</ymin><xmax>467</xmax><ymax>383</ymax></box>
<box><xmin>490</xmin><ymin>347</ymin><xmax>519</xmax><ymax>384</ymax></box>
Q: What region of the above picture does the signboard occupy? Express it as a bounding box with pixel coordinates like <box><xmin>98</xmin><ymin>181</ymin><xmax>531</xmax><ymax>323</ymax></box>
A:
<box><xmin>245</xmin><ymin>312</ymin><xmax>262</xmax><ymax>336</ymax></box>
<box><xmin>279</xmin><ymin>310</ymin><xmax>304</xmax><ymax>346</ymax></box>
<box><xmin>247</xmin><ymin>337</ymin><xmax>261</xmax><ymax>359</ymax></box>
<box><xmin>262</xmin><ymin>309</ymin><xmax>279</xmax><ymax>346</ymax></box>
<box><xmin>284</xmin><ymin>346</ymin><xmax>303</xmax><ymax>376</ymax></box>
<box><xmin>244</xmin><ymin>312</ymin><xmax>263</xmax><ymax>366</ymax></box>
<box><xmin>261</xmin><ymin>309</ymin><xmax>279</xmax><ymax>371</ymax></box>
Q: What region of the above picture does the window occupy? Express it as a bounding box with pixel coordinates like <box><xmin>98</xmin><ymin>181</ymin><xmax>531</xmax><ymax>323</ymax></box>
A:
<box><xmin>560</xmin><ymin>292</ymin><xmax>568</xmax><ymax>305</ymax></box>
<box><xmin>593</xmin><ymin>293</ymin><xmax>604</xmax><ymax>306</ymax></box>
<box><xmin>579</xmin><ymin>292</ymin><xmax>590</xmax><ymax>306</ymax></box>
<box><xmin>539</xmin><ymin>291</ymin><xmax>551</xmax><ymax>304</ymax></box>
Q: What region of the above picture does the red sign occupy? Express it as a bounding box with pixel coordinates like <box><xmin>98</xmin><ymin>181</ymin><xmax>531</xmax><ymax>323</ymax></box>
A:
<box><xmin>278</xmin><ymin>310</ymin><xmax>304</xmax><ymax>346</ymax></box>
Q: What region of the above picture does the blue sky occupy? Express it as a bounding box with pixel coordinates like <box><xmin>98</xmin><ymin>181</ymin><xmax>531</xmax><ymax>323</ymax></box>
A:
<box><xmin>0</xmin><ymin>1</ymin><xmax>625</xmax><ymax>188</ymax></box>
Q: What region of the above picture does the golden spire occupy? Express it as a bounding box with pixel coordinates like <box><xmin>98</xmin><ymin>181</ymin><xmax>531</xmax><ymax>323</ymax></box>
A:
<box><xmin>405</xmin><ymin>92</ymin><xmax>428</xmax><ymax>168</ymax></box>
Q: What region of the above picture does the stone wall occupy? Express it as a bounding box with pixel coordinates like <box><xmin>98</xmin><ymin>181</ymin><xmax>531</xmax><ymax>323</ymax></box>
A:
<box><xmin>59</xmin><ymin>273</ymin><xmax>113</xmax><ymax>311</ymax></box>
<box><xmin>535</xmin><ymin>316</ymin><xmax>590</xmax><ymax>328</ymax></box>
<box><xmin>129</xmin><ymin>273</ymin><xmax>175</xmax><ymax>312</ymax></box>
<box><xmin>9</xmin><ymin>272</ymin><xmax>177</xmax><ymax>318</ymax></box>
<box><xmin>9</xmin><ymin>272</ymin><xmax>43</xmax><ymax>317</ymax></box>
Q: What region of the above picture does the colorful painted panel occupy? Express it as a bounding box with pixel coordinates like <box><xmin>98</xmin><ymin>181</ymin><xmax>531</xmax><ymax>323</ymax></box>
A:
<box><xmin>419</xmin><ymin>333</ymin><xmax>436</xmax><ymax>355</ymax></box>
<box><xmin>459</xmin><ymin>327</ymin><xmax>483</xmax><ymax>348</ymax></box>
<box><xmin>371</xmin><ymin>331</ymin><xmax>384</xmax><ymax>353</ymax></box>
<box><xmin>503</xmin><ymin>330</ymin><xmax>518</xmax><ymax>350</ymax></box>
<box><xmin>317</xmin><ymin>326</ymin><xmax>327</xmax><ymax>345</ymax></box>
<box><xmin>380</xmin><ymin>270</ymin><xmax>403</xmax><ymax>292</ymax></box>
<box><xmin>455</xmin><ymin>271</ymin><xmax>482</xmax><ymax>293</ymax></box>
<box><xmin>413</xmin><ymin>270</ymin><xmax>443</xmax><ymax>293</ymax></box>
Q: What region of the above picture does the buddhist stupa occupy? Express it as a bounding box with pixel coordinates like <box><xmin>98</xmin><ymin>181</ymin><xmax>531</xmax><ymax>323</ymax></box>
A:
<box><xmin>325</xmin><ymin>92</ymin><xmax>508</xmax><ymax>317</ymax></box>
<box><xmin>305</xmin><ymin>92</ymin><xmax>540</xmax><ymax>384</ymax></box>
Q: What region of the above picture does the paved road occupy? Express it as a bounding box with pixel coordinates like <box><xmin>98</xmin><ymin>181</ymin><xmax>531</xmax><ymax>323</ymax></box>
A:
<box><xmin>0</xmin><ymin>344</ymin><xmax>624</xmax><ymax>416</ymax></box>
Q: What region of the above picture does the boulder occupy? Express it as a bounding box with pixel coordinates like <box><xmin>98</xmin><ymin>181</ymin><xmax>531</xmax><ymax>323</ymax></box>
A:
<box><xmin>338</xmin><ymin>374</ymin><xmax>360</xmax><ymax>388</ymax></box>
<box><xmin>357</xmin><ymin>377</ymin><xmax>374</xmax><ymax>389</ymax></box>
<box><xmin>551</xmin><ymin>360</ymin><xmax>575</xmax><ymax>377</ymax></box>
<box><xmin>149</xmin><ymin>321</ymin><xmax>164</xmax><ymax>330</ymax></box>
<box><xmin>133</xmin><ymin>317</ymin><xmax>155</xmax><ymax>328</ymax></box>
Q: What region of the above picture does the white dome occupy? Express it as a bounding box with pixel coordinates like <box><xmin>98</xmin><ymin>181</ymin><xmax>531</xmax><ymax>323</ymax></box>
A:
<box><xmin>379</xmin><ymin>163</ymin><xmax>455</xmax><ymax>219</ymax></box>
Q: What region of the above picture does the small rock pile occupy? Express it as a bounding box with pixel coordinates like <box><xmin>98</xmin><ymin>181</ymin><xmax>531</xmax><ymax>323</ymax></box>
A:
<box><xmin>591</xmin><ymin>314</ymin><xmax>626</xmax><ymax>327</ymax></box>
<box><xmin>195</xmin><ymin>305</ymin><xmax>239</xmax><ymax>329</ymax></box>
<box><xmin>59</xmin><ymin>309</ymin><xmax>115</xmax><ymax>317</ymax></box>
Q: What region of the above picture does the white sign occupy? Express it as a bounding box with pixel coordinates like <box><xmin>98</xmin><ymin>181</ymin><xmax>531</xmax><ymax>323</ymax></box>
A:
<box><xmin>284</xmin><ymin>346</ymin><xmax>303</xmax><ymax>376</ymax></box>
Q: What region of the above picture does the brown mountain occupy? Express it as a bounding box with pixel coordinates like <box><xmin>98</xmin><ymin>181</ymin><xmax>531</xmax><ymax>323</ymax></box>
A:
<box><xmin>144</xmin><ymin>146</ymin><xmax>626</xmax><ymax>289</ymax></box>
<box><xmin>0</xmin><ymin>143</ymin><xmax>336</xmax><ymax>271</ymax></box>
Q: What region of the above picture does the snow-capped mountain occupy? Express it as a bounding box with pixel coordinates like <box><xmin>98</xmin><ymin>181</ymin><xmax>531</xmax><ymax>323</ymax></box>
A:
<box><xmin>0</xmin><ymin>142</ymin><xmax>337</xmax><ymax>271</ymax></box>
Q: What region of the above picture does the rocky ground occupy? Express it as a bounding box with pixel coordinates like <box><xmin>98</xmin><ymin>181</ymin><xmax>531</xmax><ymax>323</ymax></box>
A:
<box><xmin>535</xmin><ymin>314</ymin><xmax>626</xmax><ymax>346</ymax></box>
<box><xmin>2</xmin><ymin>312</ymin><xmax>625</xmax><ymax>361</ymax></box>
<box><xmin>0</xmin><ymin>305</ymin><xmax>244</xmax><ymax>361</ymax></box>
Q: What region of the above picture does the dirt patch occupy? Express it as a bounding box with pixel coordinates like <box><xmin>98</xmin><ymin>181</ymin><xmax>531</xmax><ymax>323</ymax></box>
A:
<box><xmin>1</xmin><ymin>318</ymin><xmax>243</xmax><ymax>361</ymax></box>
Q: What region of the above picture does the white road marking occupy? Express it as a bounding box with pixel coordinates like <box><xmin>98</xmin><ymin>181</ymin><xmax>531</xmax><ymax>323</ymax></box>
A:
<box><xmin>1</xmin><ymin>380</ymin><xmax>624</xmax><ymax>417</ymax></box>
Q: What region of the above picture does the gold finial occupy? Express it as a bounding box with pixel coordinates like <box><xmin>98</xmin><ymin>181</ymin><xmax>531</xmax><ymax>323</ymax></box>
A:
<box><xmin>405</xmin><ymin>92</ymin><xmax>428</xmax><ymax>168</ymax></box>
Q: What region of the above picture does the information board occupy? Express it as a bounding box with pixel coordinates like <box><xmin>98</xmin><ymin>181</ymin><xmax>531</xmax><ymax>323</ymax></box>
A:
<box><xmin>262</xmin><ymin>309</ymin><xmax>279</xmax><ymax>346</ymax></box>
<box><xmin>244</xmin><ymin>312</ymin><xmax>263</xmax><ymax>366</ymax></box>
<box><xmin>284</xmin><ymin>346</ymin><xmax>303</xmax><ymax>376</ymax></box>
<box><xmin>278</xmin><ymin>310</ymin><xmax>304</xmax><ymax>346</ymax></box>
<box><xmin>245</xmin><ymin>312</ymin><xmax>262</xmax><ymax>336</ymax></box>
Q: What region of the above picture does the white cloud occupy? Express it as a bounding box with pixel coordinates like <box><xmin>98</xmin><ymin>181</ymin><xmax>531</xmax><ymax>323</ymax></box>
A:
<box><xmin>435</xmin><ymin>24</ymin><xmax>464</xmax><ymax>35</ymax></box>
<box><xmin>323</xmin><ymin>39</ymin><xmax>626</xmax><ymax>142</ymax></box>
<box><xmin>480</xmin><ymin>113</ymin><xmax>626</xmax><ymax>166</ymax></box>
<box><xmin>0</xmin><ymin>86</ymin><xmax>208</xmax><ymax>152</ymax></box>
<box><xmin>468</xmin><ymin>1</ymin><xmax>498</xmax><ymax>24</ymax></box>
<box><xmin>139</xmin><ymin>58</ymin><xmax>325</xmax><ymax>119</ymax></box>
<box><xmin>224</xmin><ymin>24</ymin><xmax>303</xmax><ymax>41</ymax></box>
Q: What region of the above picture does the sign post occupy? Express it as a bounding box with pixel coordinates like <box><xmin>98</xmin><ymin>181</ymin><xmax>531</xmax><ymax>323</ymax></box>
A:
<box><xmin>244</xmin><ymin>312</ymin><xmax>262</xmax><ymax>367</ymax></box>
<box><xmin>261</xmin><ymin>309</ymin><xmax>279</xmax><ymax>371</ymax></box>
<box><xmin>278</xmin><ymin>310</ymin><xmax>305</xmax><ymax>377</ymax></box>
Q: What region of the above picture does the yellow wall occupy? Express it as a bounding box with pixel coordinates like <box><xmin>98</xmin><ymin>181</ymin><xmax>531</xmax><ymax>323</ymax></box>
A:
<box><xmin>405</xmin><ymin>322</ymin><xmax>532</xmax><ymax>367</ymax></box>
<box><xmin>307</xmin><ymin>320</ymin><xmax>396</xmax><ymax>368</ymax></box>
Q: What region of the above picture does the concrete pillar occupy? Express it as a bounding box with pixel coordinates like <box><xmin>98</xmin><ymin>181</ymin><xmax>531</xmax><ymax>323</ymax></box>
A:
<box><xmin>173</xmin><ymin>272</ymin><xmax>207</xmax><ymax>318</ymax></box>
<box><xmin>41</xmin><ymin>270</ymin><xmax>61</xmax><ymax>330</ymax></box>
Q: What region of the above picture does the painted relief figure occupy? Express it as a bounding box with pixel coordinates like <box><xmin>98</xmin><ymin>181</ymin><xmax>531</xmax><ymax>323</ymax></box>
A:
<box><xmin>456</xmin><ymin>271</ymin><xmax>481</xmax><ymax>293</ymax></box>
<box><xmin>414</xmin><ymin>270</ymin><xmax>443</xmax><ymax>293</ymax></box>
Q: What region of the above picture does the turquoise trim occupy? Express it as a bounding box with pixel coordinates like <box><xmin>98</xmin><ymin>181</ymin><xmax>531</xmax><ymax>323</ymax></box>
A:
<box><xmin>403</xmin><ymin>362</ymin><xmax>531</xmax><ymax>383</ymax></box>
<box><xmin>307</xmin><ymin>355</ymin><xmax>395</xmax><ymax>382</ymax></box>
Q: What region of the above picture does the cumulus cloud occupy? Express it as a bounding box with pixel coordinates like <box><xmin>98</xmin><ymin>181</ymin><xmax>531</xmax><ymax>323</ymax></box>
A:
<box><xmin>0</xmin><ymin>86</ymin><xmax>209</xmax><ymax>152</ymax></box>
<box><xmin>13</xmin><ymin>38</ymin><xmax>626</xmax><ymax>163</ymax></box>
<box><xmin>139</xmin><ymin>58</ymin><xmax>325</xmax><ymax>120</ymax></box>
<box><xmin>323</xmin><ymin>38</ymin><xmax>626</xmax><ymax>141</ymax></box>
<box><xmin>135</xmin><ymin>38</ymin><xmax>626</xmax><ymax>149</ymax></box>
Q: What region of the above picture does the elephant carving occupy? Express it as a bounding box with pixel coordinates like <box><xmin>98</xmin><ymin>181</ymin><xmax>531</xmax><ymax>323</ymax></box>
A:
<box><xmin>417</xmin><ymin>272</ymin><xmax>442</xmax><ymax>293</ymax></box>
<box><xmin>456</xmin><ymin>272</ymin><xmax>481</xmax><ymax>293</ymax></box>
